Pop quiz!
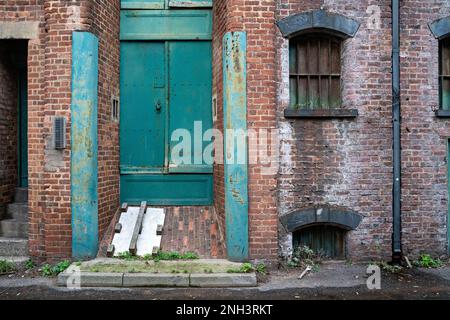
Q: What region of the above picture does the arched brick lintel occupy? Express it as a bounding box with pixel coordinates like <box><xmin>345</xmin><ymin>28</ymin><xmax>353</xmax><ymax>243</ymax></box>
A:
<box><xmin>280</xmin><ymin>207</ymin><xmax>363</xmax><ymax>232</ymax></box>
<box><xmin>429</xmin><ymin>15</ymin><xmax>450</xmax><ymax>39</ymax></box>
<box><xmin>276</xmin><ymin>10</ymin><xmax>360</xmax><ymax>39</ymax></box>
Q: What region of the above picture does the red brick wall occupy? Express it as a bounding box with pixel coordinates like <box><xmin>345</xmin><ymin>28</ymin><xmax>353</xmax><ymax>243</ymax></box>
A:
<box><xmin>39</xmin><ymin>0</ymin><xmax>92</xmax><ymax>260</ymax></box>
<box><xmin>1</xmin><ymin>0</ymin><xmax>120</xmax><ymax>260</ymax></box>
<box><xmin>400</xmin><ymin>0</ymin><xmax>450</xmax><ymax>258</ymax></box>
<box><xmin>243</xmin><ymin>0</ymin><xmax>279</xmax><ymax>261</ymax></box>
<box><xmin>215</xmin><ymin>0</ymin><xmax>278</xmax><ymax>261</ymax></box>
<box><xmin>1</xmin><ymin>0</ymin><xmax>52</xmax><ymax>260</ymax></box>
<box><xmin>276</xmin><ymin>0</ymin><xmax>394</xmax><ymax>261</ymax></box>
<box><xmin>276</xmin><ymin>0</ymin><xmax>450</xmax><ymax>260</ymax></box>
<box><xmin>90</xmin><ymin>0</ymin><xmax>121</xmax><ymax>241</ymax></box>
<box><xmin>212</xmin><ymin>0</ymin><xmax>227</xmax><ymax>247</ymax></box>
<box><xmin>0</xmin><ymin>42</ymin><xmax>18</xmax><ymax>217</ymax></box>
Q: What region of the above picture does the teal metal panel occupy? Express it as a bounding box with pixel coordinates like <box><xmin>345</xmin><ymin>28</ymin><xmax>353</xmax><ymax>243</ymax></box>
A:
<box><xmin>120</xmin><ymin>174</ymin><xmax>213</xmax><ymax>205</ymax></box>
<box><xmin>71</xmin><ymin>32</ymin><xmax>99</xmax><ymax>259</ymax></box>
<box><xmin>223</xmin><ymin>32</ymin><xmax>249</xmax><ymax>262</ymax></box>
<box><xmin>120</xmin><ymin>10</ymin><xmax>212</xmax><ymax>40</ymax></box>
<box><xmin>121</xmin><ymin>0</ymin><xmax>165</xmax><ymax>9</ymax></box>
<box><xmin>168</xmin><ymin>41</ymin><xmax>213</xmax><ymax>173</ymax></box>
<box><xmin>120</xmin><ymin>41</ymin><xmax>166</xmax><ymax>173</ymax></box>
<box><xmin>169</xmin><ymin>0</ymin><xmax>212</xmax><ymax>7</ymax></box>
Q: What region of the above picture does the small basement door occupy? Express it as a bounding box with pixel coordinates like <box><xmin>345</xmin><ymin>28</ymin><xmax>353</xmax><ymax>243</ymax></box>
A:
<box><xmin>120</xmin><ymin>40</ymin><xmax>213</xmax><ymax>205</ymax></box>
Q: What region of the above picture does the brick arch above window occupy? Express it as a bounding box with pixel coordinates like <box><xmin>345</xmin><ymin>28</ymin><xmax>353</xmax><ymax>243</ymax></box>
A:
<box><xmin>280</xmin><ymin>206</ymin><xmax>363</xmax><ymax>233</ymax></box>
<box><xmin>276</xmin><ymin>10</ymin><xmax>360</xmax><ymax>40</ymax></box>
<box><xmin>429</xmin><ymin>15</ymin><xmax>450</xmax><ymax>40</ymax></box>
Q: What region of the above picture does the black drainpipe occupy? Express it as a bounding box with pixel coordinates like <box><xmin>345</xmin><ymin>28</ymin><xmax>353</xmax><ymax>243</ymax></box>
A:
<box><xmin>392</xmin><ymin>0</ymin><xmax>402</xmax><ymax>263</ymax></box>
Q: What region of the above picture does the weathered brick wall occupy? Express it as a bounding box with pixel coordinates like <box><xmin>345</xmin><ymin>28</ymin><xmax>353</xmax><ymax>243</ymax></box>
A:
<box><xmin>1</xmin><ymin>0</ymin><xmax>50</xmax><ymax>260</ymax></box>
<box><xmin>0</xmin><ymin>0</ymin><xmax>117</xmax><ymax>260</ymax></box>
<box><xmin>39</xmin><ymin>0</ymin><xmax>91</xmax><ymax>260</ymax></box>
<box><xmin>0</xmin><ymin>42</ymin><xmax>18</xmax><ymax>218</ymax></box>
<box><xmin>90</xmin><ymin>0</ymin><xmax>121</xmax><ymax>241</ymax></box>
<box><xmin>276</xmin><ymin>0</ymin><xmax>450</xmax><ymax>261</ymax></box>
<box><xmin>400</xmin><ymin>0</ymin><xmax>450</xmax><ymax>258</ymax></box>
<box><xmin>228</xmin><ymin>0</ymin><xmax>279</xmax><ymax>261</ymax></box>
<box><xmin>212</xmin><ymin>0</ymin><xmax>227</xmax><ymax>245</ymax></box>
<box><xmin>212</xmin><ymin>0</ymin><xmax>279</xmax><ymax>262</ymax></box>
<box><xmin>276</xmin><ymin>0</ymin><xmax>394</xmax><ymax>261</ymax></box>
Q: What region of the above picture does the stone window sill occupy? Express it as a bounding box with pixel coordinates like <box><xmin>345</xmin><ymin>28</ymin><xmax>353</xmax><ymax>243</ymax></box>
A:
<box><xmin>284</xmin><ymin>108</ymin><xmax>358</xmax><ymax>119</ymax></box>
<box><xmin>435</xmin><ymin>110</ymin><xmax>450</xmax><ymax>117</ymax></box>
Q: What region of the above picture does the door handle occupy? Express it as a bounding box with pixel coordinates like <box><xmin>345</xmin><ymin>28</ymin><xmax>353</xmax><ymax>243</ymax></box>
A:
<box><xmin>155</xmin><ymin>100</ymin><xmax>162</xmax><ymax>112</ymax></box>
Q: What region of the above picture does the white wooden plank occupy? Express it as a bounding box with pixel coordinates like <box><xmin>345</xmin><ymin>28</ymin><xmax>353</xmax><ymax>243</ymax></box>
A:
<box><xmin>136</xmin><ymin>208</ymin><xmax>165</xmax><ymax>256</ymax></box>
<box><xmin>111</xmin><ymin>206</ymin><xmax>140</xmax><ymax>256</ymax></box>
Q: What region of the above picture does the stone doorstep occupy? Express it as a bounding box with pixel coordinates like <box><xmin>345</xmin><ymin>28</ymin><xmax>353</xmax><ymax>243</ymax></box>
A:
<box><xmin>57</xmin><ymin>269</ymin><xmax>257</xmax><ymax>288</ymax></box>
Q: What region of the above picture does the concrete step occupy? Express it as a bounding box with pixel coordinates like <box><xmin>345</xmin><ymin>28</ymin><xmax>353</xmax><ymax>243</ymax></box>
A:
<box><xmin>14</xmin><ymin>188</ymin><xmax>28</xmax><ymax>203</ymax></box>
<box><xmin>0</xmin><ymin>238</ymin><xmax>28</xmax><ymax>256</ymax></box>
<box><xmin>6</xmin><ymin>203</ymin><xmax>28</xmax><ymax>222</ymax></box>
<box><xmin>0</xmin><ymin>219</ymin><xmax>28</xmax><ymax>238</ymax></box>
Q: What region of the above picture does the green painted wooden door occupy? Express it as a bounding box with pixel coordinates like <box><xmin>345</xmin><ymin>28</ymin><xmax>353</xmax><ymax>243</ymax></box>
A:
<box><xmin>120</xmin><ymin>41</ymin><xmax>166</xmax><ymax>173</ymax></box>
<box><xmin>168</xmin><ymin>41</ymin><xmax>212</xmax><ymax>173</ymax></box>
<box><xmin>120</xmin><ymin>40</ymin><xmax>213</xmax><ymax>205</ymax></box>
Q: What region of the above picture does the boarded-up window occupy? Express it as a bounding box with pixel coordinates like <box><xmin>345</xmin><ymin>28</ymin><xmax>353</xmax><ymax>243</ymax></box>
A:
<box><xmin>289</xmin><ymin>35</ymin><xmax>342</xmax><ymax>109</ymax></box>
<box><xmin>293</xmin><ymin>225</ymin><xmax>346</xmax><ymax>259</ymax></box>
<box><xmin>440</xmin><ymin>38</ymin><xmax>450</xmax><ymax>110</ymax></box>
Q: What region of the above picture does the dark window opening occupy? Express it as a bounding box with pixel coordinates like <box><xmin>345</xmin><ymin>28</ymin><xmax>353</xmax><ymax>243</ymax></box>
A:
<box><xmin>293</xmin><ymin>225</ymin><xmax>346</xmax><ymax>259</ymax></box>
<box><xmin>289</xmin><ymin>34</ymin><xmax>342</xmax><ymax>110</ymax></box>
<box><xmin>440</xmin><ymin>37</ymin><xmax>450</xmax><ymax>110</ymax></box>
<box><xmin>111</xmin><ymin>96</ymin><xmax>120</xmax><ymax>122</ymax></box>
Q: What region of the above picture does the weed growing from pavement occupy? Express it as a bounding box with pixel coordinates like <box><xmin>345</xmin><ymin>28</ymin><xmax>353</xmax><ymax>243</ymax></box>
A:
<box><xmin>227</xmin><ymin>262</ymin><xmax>267</xmax><ymax>274</ymax></box>
<box><xmin>414</xmin><ymin>254</ymin><xmax>443</xmax><ymax>268</ymax></box>
<box><xmin>117</xmin><ymin>251</ymin><xmax>199</xmax><ymax>262</ymax></box>
<box><xmin>0</xmin><ymin>260</ymin><xmax>17</xmax><ymax>274</ymax></box>
<box><xmin>41</xmin><ymin>260</ymin><xmax>70</xmax><ymax>277</ymax></box>
<box><xmin>287</xmin><ymin>245</ymin><xmax>323</xmax><ymax>272</ymax></box>
<box><xmin>377</xmin><ymin>261</ymin><xmax>403</xmax><ymax>274</ymax></box>
<box><xmin>25</xmin><ymin>259</ymin><xmax>35</xmax><ymax>270</ymax></box>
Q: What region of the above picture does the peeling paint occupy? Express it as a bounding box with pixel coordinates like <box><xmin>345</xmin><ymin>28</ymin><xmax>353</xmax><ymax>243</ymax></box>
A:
<box><xmin>223</xmin><ymin>31</ymin><xmax>248</xmax><ymax>262</ymax></box>
<box><xmin>71</xmin><ymin>32</ymin><xmax>99</xmax><ymax>259</ymax></box>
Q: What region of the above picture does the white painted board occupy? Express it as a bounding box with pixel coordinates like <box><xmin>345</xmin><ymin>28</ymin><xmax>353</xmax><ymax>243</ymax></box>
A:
<box><xmin>111</xmin><ymin>206</ymin><xmax>140</xmax><ymax>256</ymax></box>
<box><xmin>111</xmin><ymin>207</ymin><xmax>166</xmax><ymax>257</ymax></box>
<box><xmin>136</xmin><ymin>208</ymin><xmax>165</xmax><ymax>256</ymax></box>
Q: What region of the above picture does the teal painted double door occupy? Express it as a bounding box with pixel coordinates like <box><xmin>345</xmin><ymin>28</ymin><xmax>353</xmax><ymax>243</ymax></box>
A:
<box><xmin>120</xmin><ymin>41</ymin><xmax>213</xmax><ymax>205</ymax></box>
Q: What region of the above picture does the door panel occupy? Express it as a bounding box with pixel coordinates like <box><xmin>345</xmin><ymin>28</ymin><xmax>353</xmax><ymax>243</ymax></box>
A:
<box><xmin>120</xmin><ymin>40</ymin><xmax>213</xmax><ymax>205</ymax></box>
<box><xmin>168</xmin><ymin>41</ymin><xmax>213</xmax><ymax>173</ymax></box>
<box><xmin>120</xmin><ymin>42</ymin><xmax>166</xmax><ymax>173</ymax></box>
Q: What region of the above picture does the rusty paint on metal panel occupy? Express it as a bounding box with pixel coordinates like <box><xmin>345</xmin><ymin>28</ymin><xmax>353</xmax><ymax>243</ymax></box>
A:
<box><xmin>223</xmin><ymin>31</ymin><xmax>248</xmax><ymax>261</ymax></box>
<box><xmin>71</xmin><ymin>31</ymin><xmax>99</xmax><ymax>259</ymax></box>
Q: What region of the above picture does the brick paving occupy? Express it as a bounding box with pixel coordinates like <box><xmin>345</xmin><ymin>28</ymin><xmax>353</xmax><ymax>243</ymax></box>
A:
<box><xmin>160</xmin><ymin>206</ymin><xmax>225</xmax><ymax>258</ymax></box>
<box><xmin>99</xmin><ymin>206</ymin><xmax>225</xmax><ymax>259</ymax></box>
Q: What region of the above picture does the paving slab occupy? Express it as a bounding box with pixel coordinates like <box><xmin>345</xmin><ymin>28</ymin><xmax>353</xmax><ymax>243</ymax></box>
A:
<box><xmin>190</xmin><ymin>273</ymin><xmax>257</xmax><ymax>287</ymax></box>
<box><xmin>123</xmin><ymin>273</ymin><xmax>189</xmax><ymax>287</ymax></box>
<box><xmin>58</xmin><ymin>259</ymin><xmax>256</xmax><ymax>288</ymax></box>
<box><xmin>58</xmin><ymin>271</ymin><xmax>123</xmax><ymax>287</ymax></box>
<box><xmin>259</xmin><ymin>263</ymin><xmax>367</xmax><ymax>291</ymax></box>
<box><xmin>420</xmin><ymin>266</ymin><xmax>450</xmax><ymax>282</ymax></box>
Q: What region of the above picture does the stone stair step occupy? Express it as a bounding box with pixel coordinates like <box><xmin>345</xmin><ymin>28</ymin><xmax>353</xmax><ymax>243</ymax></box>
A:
<box><xmin>0</xmin><ymin>219</ymin><xmax>28</xmax><ymax>238</ymax></box>
<box><xmin>14</xmin><ymin>188</ymin><xmax>28</xmax><ymax>203</ymax></box>
<box><xmin>0</xmin><ymin>238</ymin><xmax>28</xmax><ymax>256</ymax></box>
<box><xmin>6</xmin><ymin>203</ymin><xmax>28</xmax><ymax>222</ymax></box>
